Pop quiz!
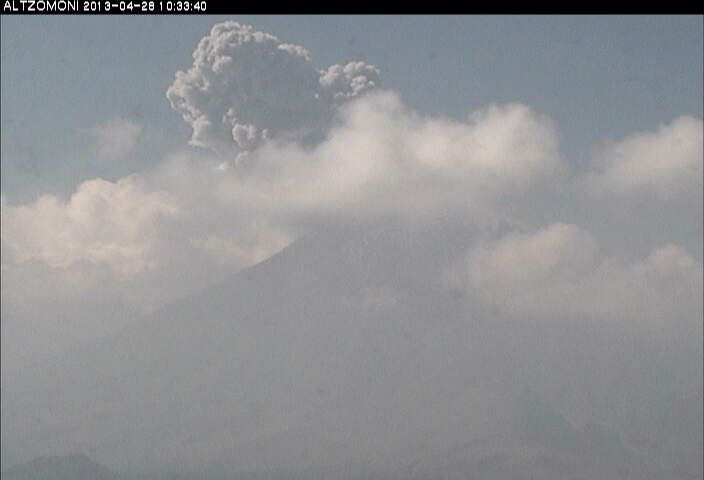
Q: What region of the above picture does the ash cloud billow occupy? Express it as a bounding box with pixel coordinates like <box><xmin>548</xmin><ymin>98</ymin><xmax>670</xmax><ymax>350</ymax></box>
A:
<box><xmin>166</xmin><ymin>21</ymin><xmax>379</xmax><ymax>158</ymax></box>
<box><xmin>1</xmin><ymin>17</ymin><xmax>702</xmax><ymax>480</ymax></box>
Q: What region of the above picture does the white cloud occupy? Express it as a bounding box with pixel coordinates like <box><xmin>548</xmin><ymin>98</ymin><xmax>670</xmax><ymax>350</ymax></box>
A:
<box><xmin>0</xmin><ymin>89</ymin><xmax>563</xmax><ymax>299</ymax></box>
<box><xmin>190</xmin><ymin>227</ymin><xmax>293</xmax><ymax>267</ymax></box>
<box><xmin>84</xmin><ymin>118</ymin><xmax>142</xmax><ymax>160</ymax></box>
<box><xmin>466</xmin><ymin>223</ymin><xmax>599</xmax><ymax>286</ymax></box>
<box><xmin>1</xmin><ymin>176</ymin><xmax>179</xmax><ymax>276</ymax></box>
<box><xmin>1</xmin><ymin>20</ymin><xmax>701</xmax><ymax>418</ymax></box>
<box><xmin>2</xmin><ymin>22</ymin><xmax>700</xmax><ymax>340</ymax></box>
<box><xmin>205</xmin><ymin>91</ymin><xmax>563</xmax><ymax>219</ymax></box>
<box><xmin>166</xmin><ymin>21</ymin><xmax>380</xmax><ymax>155</ymax></box>
<box><xmin>464</xmin><ymin>223</ymin><xmax>702</xmax><ymax>323</ymax></box>
<box><xmin>0</xmin><ymin>78</ymin><xmax>572</xmax><ymax>299</ymax></box>
<box><xmin>587</xmin><ymin>116</ymin><xmax>703</xmax><ymax>200</ymax></box>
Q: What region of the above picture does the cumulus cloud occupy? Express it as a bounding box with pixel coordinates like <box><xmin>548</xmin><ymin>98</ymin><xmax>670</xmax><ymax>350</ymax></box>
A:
<box><xmin>190</xmin><ymin>227</ymin><xmax>293</xmax><ymax>267</ymax></box>
<box><xmin>202</xmin><ymin>91</ymin><xmax>563</xmax><ymax>219</ymax></box>
<box><xmin>1</xmin><ymin>21</ymin><xmax>701</xmax><ymax>479</ymax></box>
<box><xmin>467</xmin><ymin>223</ymin><xmax>599</xmax><ymax>286</ymax></box>
<box><xmin>464</xmin><ymin>223</ymin><xmax>702</xmax><ymax>322</ymax></box>
<box><xmin>84</xmin><ymin>118</ymin><xmax>142</xmax><ymax>160</ymax></box>
<box><xmin>2</xmin><ymin>21</ymin><xmax>700</xmax><ymax>336</ymax></box>
<box><xmin>166</xmin><ymin>21</ymin><xmax>380</xmax><ymax>156</ymax></box>
<box><xmin>1</xmin><ymin>176</ymin><xmax>179</xmax><ymax>276</ymax></box>
<box><xmin>1</xmin><ymin>89</ymin><xmax>562</xmax><ymax>298</ymax></box>
<box><xmin>587</xmin><ymin>116</ymin><xmax>703</xmax><ymax>200</ymax></box>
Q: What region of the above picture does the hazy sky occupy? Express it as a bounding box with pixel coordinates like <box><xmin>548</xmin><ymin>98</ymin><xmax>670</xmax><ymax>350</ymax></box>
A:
<box><xmin>1</xmin><ymin>14</ymin><xmax>702</xmax><ymax>368</ymax></box>
<box><xmin>1</xmin><ymin>16</ymin><xmax>702</xmax><ymax>478</ymax></box>
<box><xmin>2</xmin><ymin>16</ymin><xmax>702</xmax><ymax>201</ymax></box>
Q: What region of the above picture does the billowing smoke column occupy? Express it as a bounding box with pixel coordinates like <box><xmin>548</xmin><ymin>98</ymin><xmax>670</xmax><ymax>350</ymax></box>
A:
<box><xmin>167</xmin><ymin>21</ymin><xmax>380</xmax><ymax>157</ymax></box>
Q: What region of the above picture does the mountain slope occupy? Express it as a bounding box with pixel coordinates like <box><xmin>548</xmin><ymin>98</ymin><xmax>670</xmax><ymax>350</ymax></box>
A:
<box><xmin>2</xmin><ymin>223</ymin><xmax>700</xmax><ymax>478</ymax></box>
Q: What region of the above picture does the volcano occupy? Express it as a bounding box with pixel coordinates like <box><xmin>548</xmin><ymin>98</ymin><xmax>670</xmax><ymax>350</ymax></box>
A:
<box><xmin>2</xmin><ymin>222</ymin><xmax>700</xmax><ymax>479</ymax></box>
